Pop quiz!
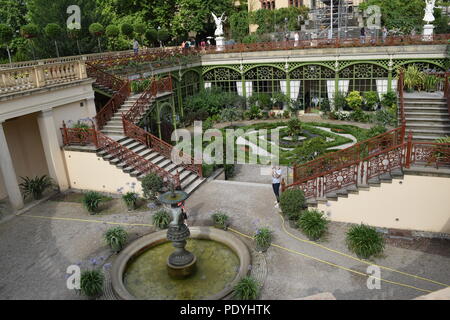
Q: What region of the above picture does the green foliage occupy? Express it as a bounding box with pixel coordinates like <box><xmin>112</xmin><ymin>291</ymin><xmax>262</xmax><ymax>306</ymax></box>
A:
<box><xmin>121</xmin><ymin>23</ymin><xmax>134</xmax><ymax>39</ymax></box>
<box><xmin>333</xmin><ymin>91</ymin><xmax>348</xmax><ymax>110</ymax></box>
<box><xmin>80</xmin><ymin>269</ymin><xmax>104</xmax><ymax>298</ymax></box>
<box><xmin>19</xmin><ymin>175</ymin><xmax>53</xmax><ymax>200</ymax></box>
<box><xmin>106</xmin><ymin>25</ymin><xmax>120</xmax><ymax>38</ymax></box>
<box><xmin>380</xmin><ymin>91</ymin><xmax>397</xmax><ymax>109</ymax></box>
<box><xmin>202</xmin><ymin>163</ymin><xmax>215</xmax><ymax>178</ymax></box>
<box><xmin>89</xmin><ymin>23</ymin><xmax>104</xmax><ymax>37</ymax></box>
<box><xmin>224</xmin><ymin>163</ymin><xmax>235</xmax><ymax>180</ymax></box>
<box><xmin>423</xmin><ymin>75</ymin><xmax>441</xmax><ymax>92</ymax></box>
<box><xmin>297</xmin><ymin>209</ymin><xmax>328</xmax><ymax>240</ymax></box>
<box><xmin>153</xmin><ymin>209</ymin><xmax>171</xmax><ymax>229</ymax></box>
<box><xmin>233</xmin><ymin>276</ymin><xmax>260</xmax><ymax>300</ymax></box>
<box><xmin>82</xmin><ymin>191</ymin><xmax>103</xmax><ymax>214</ymax></box>
<box><xmin>242</xmin><ymin>34</ymin><xmax>261</xmax><ymax>44</ymax></box>
<box><xmin>220</xmin><ymin>107</ymin><xmax>243</xmax><ymax>123</ymax></box>
<box><xmin>131</xmin><ymin>79</ymin><xmax>151</xmax><ymax>93</ymax></box>
<box><xmin>363</xmin><ymin>91</ymin><xmax>379</xmax><ymax>111</ymax></box>
<box><xmin>212</xmin><ymin>212</ymin><xmax>229</xmax><ymax>230</ymax></box>
<box><xmin>229</xmin><ymin>11</ymin><xmax>249</xmax><ymax>42</ymax></box>
<box><xmin>157</xmin><ymin>29</ymin><xmax>170</xmax><ymax>43</ymax></box>
<box><xmin>346</xmin><ymin>224</ymin><xmax>385</xmax><ymax>259</ymax></box>
<box><xmin>254</xmin><ymin>227</ymin><xmax>273</xmax><ymax>251</ymax></box>
<box><xmin>250</xmin><ymin>6</ymin><xmax>308</xmax><ymax>34</ymax></box>
<box><xmin>400</xmin><ymin>65</ymin><xmax>425</xmax><ymax>92</ymax></box>
<box><xmin>292</xmin><ymin>137</ymin><xmax>327</xmax><ymax>163</ymax></box>
<box><xmin>280</xmin><ymin>189</ymin><xmax>305</xmax><ymax>217</ymax></box>
<box><xmin>366</xmin><ymin>125</ymin><xmax>387</xmax><ymax>138</ymax></box>
<box><xmin>141</xmin><ymin>173</ymin><xmax>163</xmax><ymax>200</ymax></box>
<box><xmin>122</xmin><ymin>192</ymin><xmax>139</xmax><ymax>210</ymax></box>
<box><xmin>435</xmin><ymin>136</ymin><xmax>450</xmax><ymax>144</ymax></box>
<box><xmin>346</xmin><ymin>91</ymin><xmax>363</xmax><ymax>111</ymax></box>
<box><xmin>0</xmin><ymin>24</ymin><xmax>14</xmax><ymax>46</ymax></box>
<box><xmin>44</xmin><ymin>23</ymin><xmax>62</xmax><ymax>39</ymax></box>
<box><xmin>246</xmin><ymin>105</ymin><xmax>262</xmax><ymax>120</ymax></box>
<box><xmin>133</xmin><ymin>23</ymin><xmax>146</xmax><ymax>38</ymax></box>
<box><xmin>287</xmin><ymin>118</ymin><xmax>303</xmax><ymax>138</ymax></box>
<box><xmin>104</xmin><ymin>227</ymin><xmax>128</xmax><ymax>252</ymax></box>
<box><xmin>248</xmin><ymin>93</ymin><xmax>272</xmax><ymax>110</ymax></box>
<box><xmin>145</xmin><ymin>28</ymin><xmax>158</xmax><ymax>44</ymax></box>
<box><xmin>20</xmin><ymin>24</ymin><xmax>39</xmax><ymax>39</ymax></box>
<box><xmin>184</xmin><ymin>88</ymin><xmax>245</xmax><ymax>119</ymax></box>
<box><xmin>320</xmin><ymin>98</ymin><xmax>331</xmax><ymax>112</ymax></box>
<box><xmin>375</xmin><ymin>105</ymin><xmax>398</xmax><ymax>127</ymax></box>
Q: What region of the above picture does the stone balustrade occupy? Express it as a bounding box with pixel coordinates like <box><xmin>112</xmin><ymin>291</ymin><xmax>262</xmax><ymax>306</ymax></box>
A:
<box><xmin>0</xmin><ymin>59</ymin><xmax>88</xmax><ymax>95</ymax></box>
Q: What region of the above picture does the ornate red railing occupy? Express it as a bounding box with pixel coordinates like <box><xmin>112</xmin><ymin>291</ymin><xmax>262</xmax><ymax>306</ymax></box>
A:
<box><xmin>86</xmin><ymin>62</ymin><xmax>125</xmax><ymax>92</ymax></box>
<box><xmin>60</xmin><ymin>125</ymin><xmax>181</xmax><ymax>187</ymax></box>
<box><xmin>285</xmin><ymin>127</ymin><xmax>406</xmax><ymax>198</ymax></box>
<box><xmin>95</xmin><ymin>81</ymin><xmax>131</xmax><ymax>130</ymax></box>
<box><xmin>124</xmin><ymin>76</ymin><xmax>173</xmax><ymax>124</ymax></box>
<box><xmin>410</xmin><ymin>141</ymin><xmax>450</xmax><ymax>168</ymax></box>
<box><xmin>122</xmin><ymin>118</ymin><xmax>202</xmax><ymax>178</ymax></box>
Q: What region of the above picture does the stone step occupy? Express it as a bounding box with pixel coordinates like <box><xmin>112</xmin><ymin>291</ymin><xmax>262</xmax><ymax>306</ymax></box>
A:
<box><xmin>184</xmin><ymin>177</ymin><xmax>206</xmax><ymax>195</ymax></box>
<box><xmin>101</xmin><ymin>130</ymin><xmax>124</xmax><ymax>136</ymax></box>
<box><xmin>412</xmin><ymin>135</ymin><xmax>447</xmax><ymax>141</ymax></box>
<box><xmin>406</xmin><ymin>123</ymin><xmax>450</xmax><ymax>129</ymax></box>
<box><xmin>180</xmin><ymin>174</ymin><xmax>199</xmax><ymax>190</ymax></box>
<box><xmin>404</xmin><ymin>107</ymin><xmax>448</xmax><ymax>113</ymax></box>
<box><xmin>404</xmin><ymin>113</ymin><xmax>450</xmax><ymax>119</ymax></box>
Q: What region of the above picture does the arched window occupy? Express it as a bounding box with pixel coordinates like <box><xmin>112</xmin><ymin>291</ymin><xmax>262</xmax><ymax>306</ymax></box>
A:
<box><xmin>203</xmin><ymin>68</ymin><xmax>241</xmax><ymax>93</ymax></box>
<box><xmin>290</xmin><ymin>64</ymin><xmax>335</xmax><ymax>110</ymax></box>
<box><xmin>180</xmin><ymin>71</ymin><xmax>200</xmax><ymax>99</ymax></box>
<box><xmin>338</xmin><ymin>63</ymin><xmax>389</xmax><ymax>94</ymax></box>
<box><xmin>244</xmin><ymin>66</ymin><xmax>287</xmax><ymax>96</ymax></box>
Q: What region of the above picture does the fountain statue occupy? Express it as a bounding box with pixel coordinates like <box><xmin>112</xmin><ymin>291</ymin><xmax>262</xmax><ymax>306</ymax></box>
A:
<box><xmin>422</xmin><ymin>0</ymin><xmax>436</xmax><ymax>41</ymax></box>
<box><xmin>158</xmin><ymin>187</ymin><xmax>196</xmax><ymax>279</ymax></box>
<box><xmin>212</xmin><ymin>12</ymin><xmax>227</xmax><ymax>51</ymax></box>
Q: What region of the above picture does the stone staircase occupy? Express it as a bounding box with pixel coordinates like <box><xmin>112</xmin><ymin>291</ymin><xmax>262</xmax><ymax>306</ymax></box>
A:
<box><xmin>96</xmin><ymin>136</ymin><xmax>205</xmax><ymax>195</ymax></box>
<box><xmin>307</xmin><ymin>168</ymin><xmax>405</xmax><ymax>207</ymax></box>
<box><xmin>96</xmin><ymin>91</ymin><xmax>205</xmax><ymax>196</ymax></box>
<box><xmin>93</xmin><ymin>83</ymin><xmax>116</xmax><ymax>97</ymax></box>
<box><xmin>403</xmin><ymin>93</ymin><xmax>450</xmax><ymax>141</ymax></box>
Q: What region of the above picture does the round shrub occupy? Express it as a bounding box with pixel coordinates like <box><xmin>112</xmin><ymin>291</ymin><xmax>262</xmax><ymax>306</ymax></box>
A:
<box><xmin>121</xmin><ymin>23</ymin><xmax>134</xmax><ymax>38</ymax></box>
<box><xmin>346</xmin><ymin>224</ymin><xmax>385</xmax><ymax>259</ymax></box>
<box><xmin>82</xmin><ymin>191</ymin><xmax>103</xmax><ymax>214</ymax></box>
<box><xmin>89</xmin><ymin>23</ymin><xmax>104</xmax><ymax>36</ymax></box>
<box><xmin>153</xmin><ymin>209</ymin><xmax>171</xmax><ymax>229</ymax></box>
<box><xmin>80</xmin><ymin>269</ymin><xmax>104</xmax><ymax>298</ymax></box>
<box><xmin>21</xmin><ymin>24</ymin><xmax>39</xmax><ymax>39</ymax></box>
<box><xmin>297</xmin><ymin>209</ymin><xmax>328</xmax><ymax>241</ymax></box>
<box><xmin>105</xmin><ymin>25</ymin><xmax>120</xmax><ymax>38</ymax></box>
<box><xmin>233</xmin><ymin>276</ymin><xmax>260</xmax><ymax>300</ymax></box>
<box><xmin>279</xmin><ymin>189</ymin><xmax>305</xmax><ymax>218</ymax></box>
<box><xmin>44</xmin><ymin>23</ymin><xmax>62</xmax><ymax>39</ymax></box>
<box><xmin>104</xmin><ymin>227</ymin><xmax>128</xmax><ymax>252</ymax></box>
<box><xmin>0</xmin><ymin>24</ymin><xmax>14</xmax><ymax>46</ymax></box>
<box><xmin>141</xmin><ymin>173</ymin><xmax>163</xmax><ymax>200</ymax></box>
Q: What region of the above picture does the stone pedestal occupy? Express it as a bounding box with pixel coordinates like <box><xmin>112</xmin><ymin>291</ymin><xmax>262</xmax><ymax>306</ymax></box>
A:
<box><xmin>215</xmin><ymin>36</ymin><xmax>225</xmax><ymax>51</ymax></box>
<box><xmin>422</xmin><ymin>24</ymin><xmax>434</xmax><ymax>41</ymax></box>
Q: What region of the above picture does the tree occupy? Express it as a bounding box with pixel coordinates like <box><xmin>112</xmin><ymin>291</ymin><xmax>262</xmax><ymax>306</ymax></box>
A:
<box><xmin>20</xmin><ymin>23</ymin><xmax>39</xmax><ymax>59</ymax></box>
<box><xmin>44</xmin><ymin>23</ymin><xmax>63</xmax><ymax>57</ymax></box>
<box><xmin>121</xmin><ymin>23</ymin><xmax>134</xmax><ymax>47</ymax></box>
<box><xmin>145</xmin><ymin>28</ymin><xmax>158</xmax><ymax>47</ymax></box>
<box><xmin>0</xmin><ymin>24</ymin><xmax>14</xmax><ymax>64</ymax></box>
<box><xmin>229</xmin><ymin>11</ymin><xmax>249</xmax><ymax>42</ymax></box>
<box><xmin>105</xmin><ymin>25</ymin><xmax>120</xmax><ymax>51</ymax></box>
<box><xmin>89</xmin><ymin>23</ymin><xmax>105</xmax><ymax>53</ymax></box>
<box><xmin>157</xmin><ymin>28</ymin><xmax>170</xmax><ymax>46</ymax></box>
<box><xmin>134</xmin><ymin>23</ymin><xmax>146</xmax><ymax>45</ymax></box>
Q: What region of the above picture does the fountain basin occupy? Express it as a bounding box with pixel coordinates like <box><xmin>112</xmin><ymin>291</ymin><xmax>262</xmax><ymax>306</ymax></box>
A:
<box><xmin>111</xmin><ymin>227</ymin><xmax>251</xmax><ymax>300</ymax></box>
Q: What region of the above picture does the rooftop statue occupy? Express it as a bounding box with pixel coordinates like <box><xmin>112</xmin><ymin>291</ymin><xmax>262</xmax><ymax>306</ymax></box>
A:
<box><xmin>423</xmin><ymin>0</ymin><xmax>436</xmax><ymax>24</ymax></box>
<box><xmin>212</xmin><ymin>12</ymin><xmax>227</xmax><ymax>37</ymax></box>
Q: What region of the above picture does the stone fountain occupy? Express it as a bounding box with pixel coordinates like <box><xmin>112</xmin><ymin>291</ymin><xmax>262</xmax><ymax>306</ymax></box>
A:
<box><xmin>158</xmin><ymin>188</ymin><xmax>196</xmax><ymax>279</ymax></box>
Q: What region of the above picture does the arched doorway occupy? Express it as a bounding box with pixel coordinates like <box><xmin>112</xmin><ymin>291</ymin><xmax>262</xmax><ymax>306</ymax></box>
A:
<box><xmin>159</xmin><ymin>102</ymin><xmax>176</xmax><ymax>143</ymax></box>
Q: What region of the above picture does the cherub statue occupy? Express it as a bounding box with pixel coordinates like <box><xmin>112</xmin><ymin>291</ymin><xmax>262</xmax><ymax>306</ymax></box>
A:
<box><xmin>212</xmin><ymin>12</ymin><xmax>227</xmax><ymax>37</ymax></box>
<box><xmin>423</xmin><ymin>0</ymin><xmax>436</xmax><ymax>24</ymax></box>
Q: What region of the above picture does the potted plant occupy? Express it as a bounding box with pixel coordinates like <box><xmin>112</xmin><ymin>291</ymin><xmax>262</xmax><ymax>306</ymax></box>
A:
<box><xmin>122</xmin><ymin>192</ymin><xmax>139</xmax><ymax>211</ymax></box>
<box><xmin>211</xmin><ymin>212</ymin><xmax>230</xmax><ymax>230</ymax></box>
<box><xmin>254</xmin><ymin>227</ymin><xmax>273</xmax><ymax>253</ymax></box>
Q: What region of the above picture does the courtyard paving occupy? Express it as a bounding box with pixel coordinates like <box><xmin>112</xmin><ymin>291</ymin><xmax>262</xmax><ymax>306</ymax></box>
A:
<box><xmin>0</xmin><ymin>168</ymin><xmax>449</xmax><ymax>300</ymax></box>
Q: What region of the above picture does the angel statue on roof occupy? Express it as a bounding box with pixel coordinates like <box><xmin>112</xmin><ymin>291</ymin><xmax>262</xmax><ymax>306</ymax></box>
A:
<box><xmin>423</xmin><ymin>0</ymin><xmax>436</xmax><ymax>24</ymax></box>
<box><xmin>212</xmin><ymin>12</ymin><xmax>227</xmax><ymax>37</ymax></box>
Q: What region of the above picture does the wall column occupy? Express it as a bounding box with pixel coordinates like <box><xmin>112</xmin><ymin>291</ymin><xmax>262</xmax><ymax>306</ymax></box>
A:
<box><xmin>0</xmin><ymin>121</ymin><xmax>24</xmax><ymax>210</ymax></box>
<box><xmin>37</xmin><ymin>109</ymin><xmax>69</xmax><ymax>192</ymax></box>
